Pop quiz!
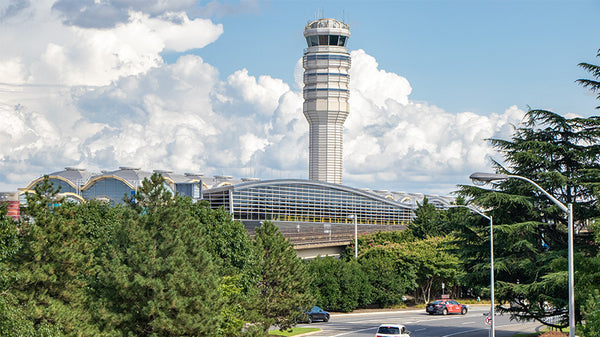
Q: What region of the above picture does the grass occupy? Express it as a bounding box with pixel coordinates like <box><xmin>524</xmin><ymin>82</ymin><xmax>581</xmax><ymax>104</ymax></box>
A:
<box><xmin>268</xmin><ymin>327</ymin><xmax>320</xmax><ymax>336</ymax></box>
<box><xmin>509</xmin><ymin>327</ymin><xmax>573</xmax><ymax>336</ymax></box>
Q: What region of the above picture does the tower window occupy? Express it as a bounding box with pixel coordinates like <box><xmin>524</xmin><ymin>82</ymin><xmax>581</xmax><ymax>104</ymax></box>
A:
<box><xmin>318</xmin><ymin>35</ymin><xmax>328</xmax><ymax>45</ymax></box>
<box><xmin>306</xmin><ymin>36</ymin><xmax>318</xmax><ymax>47</ymax></box>
<box><xmin>329</xmin><ymin>35</ymin><xmax>339</xmax><ymax>46</ymax></box>
<box><xmin>306</xmin><ymin>35</ymin><xmax>348</xmax><ymax>47</ymax></box>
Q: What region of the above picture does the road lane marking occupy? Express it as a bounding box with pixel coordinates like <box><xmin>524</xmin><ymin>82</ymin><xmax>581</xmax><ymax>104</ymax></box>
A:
<box><xmin>328</xmin><ymin>326</ymin><xmax>374</xmax><ymax>336</ymax></box>
<box><xmin>442</xmin><ymin>327</ymin><xmax>487</xmax><ymax>336</ymax></box>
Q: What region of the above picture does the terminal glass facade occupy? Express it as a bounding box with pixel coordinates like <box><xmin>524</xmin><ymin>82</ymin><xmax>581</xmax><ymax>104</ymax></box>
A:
<box><xmin>203</xmin><ymin>180</ymin><xmax>413</xmax><ymax>225</ymax></box>
<box><xmin>46</xmin><ymin>178</ymin><xmax>78</xmax><ymax>194</ymax></box>
<box><xmin>82</xmin><ymin>178</ymin><xmax>134</xmax><ymax>203</ymax></box>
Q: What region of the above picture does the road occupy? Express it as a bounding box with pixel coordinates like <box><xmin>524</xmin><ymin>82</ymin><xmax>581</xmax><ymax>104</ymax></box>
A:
<box><xmin>295</xmin><ymin>305</ymin><xmax>544</xmax><ymax>337</ymax></box>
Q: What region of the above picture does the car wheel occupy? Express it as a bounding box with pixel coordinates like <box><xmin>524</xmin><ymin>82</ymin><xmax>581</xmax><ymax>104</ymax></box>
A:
<box><xmin>442</xmin><ymin>308</ymin><xmax>448</xmax><ymax>315</ymax></box>
<box><xmin>323</xmin><ymin>315</ymin><xmax>329</xmax><ymax>322</ymax></box>
<box><xmin>307</xmin><ymin>315</ymin><xmax>312</xmax><ymax>324</ymax></box>
<box><xmin>428</xmin><ymin>312</ymin><xmax>434</xmax><ymax>315</ymax></box>
<box><xmin>461</xmin><ymin>307</ymin><xmax>467</xmax><ymax>315</ymax></box>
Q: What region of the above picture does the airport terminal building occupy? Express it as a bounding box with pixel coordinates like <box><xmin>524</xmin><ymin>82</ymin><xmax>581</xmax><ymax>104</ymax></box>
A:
<box><xmin>16</xmin><ymin>167</ymin><xmax>452</xmax><ymax>228</ymax></box>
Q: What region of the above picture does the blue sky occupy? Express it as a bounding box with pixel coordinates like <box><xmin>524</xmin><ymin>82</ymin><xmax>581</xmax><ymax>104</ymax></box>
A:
<box><xmin>0</xmin><ymin>0</ymin><xmax>599</xmax><ymax>195</ymax></box>
<box><xmin>193</xmin><ymin>0</ymin><xmax>599</xmax><ymax>116</ymax></box>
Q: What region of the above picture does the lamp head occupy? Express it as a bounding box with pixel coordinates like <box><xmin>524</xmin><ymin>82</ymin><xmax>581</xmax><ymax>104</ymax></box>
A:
<box><xmin>469</xmin><ymin>172</ymin><xmax>510</xmax><ymax>185</ymax></box>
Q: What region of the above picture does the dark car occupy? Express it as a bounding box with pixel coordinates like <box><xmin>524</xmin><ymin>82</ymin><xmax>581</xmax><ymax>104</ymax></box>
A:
<box><xmin>300</xmin><ymin>306</ymin><xmax>330</xmax><ymax>323</ymax></box>
<box><xmin>426</xmin><ymin>299</ymin><xmax>468</xmax><ymax>315</ymax></box>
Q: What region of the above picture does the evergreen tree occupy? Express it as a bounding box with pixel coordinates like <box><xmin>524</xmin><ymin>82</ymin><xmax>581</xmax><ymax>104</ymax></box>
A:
<box><xmin>0</xmin><ymin>201</ymin><xmax>36</xmax><ymax>337</ymax></box>
<box><xmin>11</xmin><ymin>178</ymin><xmax>101</xmax><ymax>336</ymax></box>
<box><xmin>96</xmin><ymin>173</ymin><xmax>222</xmax><ymax>336</ymax></box>
<box><xmin>409</xmin><ymin>197</ymin><xmax>455</xmax><ymax>239</ymax></box>
<box><xmin>191</xmin><ymin>202</ymin><xmax>257</xmax><ymax>336</ymax></box>
<box><xmin>250</xmin><ymin>221</ymin><xmax>313</xmax><ymax>333</ymax></box>
<box><xmin>457</xmin><ymin>110</ymin><xmax>600</xmax><ymax>328</ymax></box>
<box><xmin>577</xmin><ymin>49</ymin><xmax>600</xmax><ymax>109</ymax></box>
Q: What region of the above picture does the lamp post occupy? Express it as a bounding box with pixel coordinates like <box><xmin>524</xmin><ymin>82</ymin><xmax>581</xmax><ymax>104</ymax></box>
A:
<box><xmin>348</xmin><ymin>214</ymin><xmax>357</xmax><ymax>259</ymax></box>
<box><xmin>470</xmin><ymin>172</ymin><xmax>575</xmax><ymax>337</ymax></box>
<box><xmin>449</xmin><ymin>205</ymin><xmax>495</xmax><ymax>337</ymax></box>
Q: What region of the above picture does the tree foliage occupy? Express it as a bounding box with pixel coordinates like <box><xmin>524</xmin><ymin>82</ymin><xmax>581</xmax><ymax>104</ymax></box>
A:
<box><xmin>577</xmin><ymin>49</ymin><xmax>600</xmax><ymax>109</ymax></box>
<box><xmin>400</xmin><ymin>236</ymin><xmax>460</xmax><ymax>304</ymax></box>
<box><xmin>308</xmin><ymin>256</ymin><xmax>370</xmax><ymax>312</ymax></box>
<box><xmin>457</xmin><ymin>110</ymin><xmax>600</xmax><ymax>328</ymax></box>
<box><xmin>579</xmin><ymin>289</ymin><xmax>600</xmax><ymax>336</ymax></box>
<box><xmin>189</xmin><ymin>202</ymin><xmax>256</xmax><ymax>336</ymax></box>
<box><xmin>358</xmin><ymin>245</ymin><xmax>415</xmax><ymax>307</ymax></box>
<box><xmin>250</xmin><ymin>221</ymin><xmax>313</xmax><ymax>333</ymax></box>
<box><xmin>409</xmin><ymin>197</ymin><xmax>453</xmax><ymax>239</ymax></box>
<box><xmin>95</xmin><ymin>173</ymin><xmax>223</xmax><ymax>336</ymax></box>
<box><xmin>12</xmin><ymin>178</ymin><xmax>99</xmax><ymax>335</ymax></box>
<box><xmin>0</xmin><ymin>201</ymin><xmax>36</xmax><ymax>337</ymax></box>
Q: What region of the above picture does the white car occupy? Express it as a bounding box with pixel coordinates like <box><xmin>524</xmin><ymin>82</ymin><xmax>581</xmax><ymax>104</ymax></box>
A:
<box><xmin>375</xmin><ymin>323</ymin><xmax>411</xmax><ymax>337</ymax></box>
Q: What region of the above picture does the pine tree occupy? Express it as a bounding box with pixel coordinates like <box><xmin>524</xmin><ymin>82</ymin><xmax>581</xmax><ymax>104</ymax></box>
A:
<box><xmin>250</xmin><ymin>221</ymin><xmax>313</xmax><ymax>333</ymax></box>
<box><xmin>11</xmin><ymin>177</ymin><xmax>101</xmax><ymax>336</ymax></box>
<box><xmin>409</xmin><ymin>197</ymin><xmax>450</xmax><ymax>239</ymax></box>
<box><xmin>96</xmin><ymin>173</ymin><xmax>222</xmax><ymax>336</ymax></box>
<box><xmin>0</xmin><ymin>201</ymin><xmax>35</xmax><ymax>337</ymax></box>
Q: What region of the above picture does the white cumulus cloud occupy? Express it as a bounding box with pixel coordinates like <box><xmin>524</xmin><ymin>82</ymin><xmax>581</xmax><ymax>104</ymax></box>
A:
<box><xmin>0</xmin><ymin>1</ymin><xmax>222</xmax><ymax>86</ymax></box>
<box><xmin>0</xmin><ymin>1</ymin><xmax>526</xmax><ymax>195</ymax></box>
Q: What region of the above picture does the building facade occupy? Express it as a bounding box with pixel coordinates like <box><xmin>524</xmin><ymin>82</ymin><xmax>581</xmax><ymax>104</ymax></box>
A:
<box><xmin>202</xmin><ymin>179</ymin><xmax>415</xmax><ymax>227</ymax></box>
<box><xmin>18</xmin><ymin>167</ymin><xmax>207</xmax><ymax>206</ymax></box>
<box><xmin>303</xmin><ymin>18</ymin><xmax>351</xmax><ymax>185</ymax></box>
<box><xmin>0</xmin><ymin>192</ymin><xmax>20</xmax><ymax>220</ymax></box>
<box><xmin>19</xmin><ymin>168</ymin><xmax>453</xmax><ymax>225</ymax></box>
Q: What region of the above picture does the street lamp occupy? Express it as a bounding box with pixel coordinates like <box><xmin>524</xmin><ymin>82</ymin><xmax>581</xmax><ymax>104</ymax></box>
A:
<box><xmin>348</xmin><ymin>214</ymin><xmax>358</xmax><ymax>259</ymax></box>
<box><xmin>470</xmin><ymin>172</ymin><xmax>575</xmax><ymax>337</ymax></box>
<box><xmin>449</xmin><ymin>205</ymin><xmax>495</xmax><ymax>337</ymax></box>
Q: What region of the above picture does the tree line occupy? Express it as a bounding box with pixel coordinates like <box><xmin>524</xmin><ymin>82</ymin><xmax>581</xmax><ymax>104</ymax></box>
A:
<box><xmin>0</xmin><ymin>174</ymin><xmax>314</xmax><ymax>337</ymax></box>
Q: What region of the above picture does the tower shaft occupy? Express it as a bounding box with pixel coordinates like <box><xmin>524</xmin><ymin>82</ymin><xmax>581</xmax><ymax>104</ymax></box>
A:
<box><xmin>303</xmin><ymin>18</ymin><xmax>351</xmax><ymax>184</ymax></box>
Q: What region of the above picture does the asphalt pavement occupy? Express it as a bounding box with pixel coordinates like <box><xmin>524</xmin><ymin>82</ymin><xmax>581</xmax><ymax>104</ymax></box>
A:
<box><xmin>295</xmin><ymin>304</ymin><xmax>544</xmax><ymax>337</ymax></box>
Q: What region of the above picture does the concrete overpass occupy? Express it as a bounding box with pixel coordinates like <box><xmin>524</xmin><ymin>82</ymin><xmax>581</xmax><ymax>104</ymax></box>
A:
<box><xmin>245</xmin><ymin>221</ymin><xmax>407</xmax><ymax>259</ymax></box>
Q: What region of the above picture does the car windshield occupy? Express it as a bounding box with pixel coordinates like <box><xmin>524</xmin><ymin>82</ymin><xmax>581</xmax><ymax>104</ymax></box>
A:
<box><xmin>378</xmin><ymin>326</ymin><xmax>400</xmax><ymax>334</ymax></box>
<box><xmin>431</xmin><ymin>300</ymin><xmax>443</xmax><ymax>304</ymax></box>
<box><xmin>308</xmin><ymin>306</ymin><xmax>322</xmax><ymax>312</ymax></box>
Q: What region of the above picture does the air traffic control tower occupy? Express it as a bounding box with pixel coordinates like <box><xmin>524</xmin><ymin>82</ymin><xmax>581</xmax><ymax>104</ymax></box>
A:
<box><xmin>303</xmin><ymin>18</ymin><xmax>350</xmax><ymax>185</ymax></box>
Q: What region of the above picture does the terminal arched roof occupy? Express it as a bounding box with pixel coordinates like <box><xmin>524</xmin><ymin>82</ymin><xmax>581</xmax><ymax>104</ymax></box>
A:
<box><xmin>204</xmin><ymin>179</ymin><xmax>415</xmax><ymax>209</ymax></box>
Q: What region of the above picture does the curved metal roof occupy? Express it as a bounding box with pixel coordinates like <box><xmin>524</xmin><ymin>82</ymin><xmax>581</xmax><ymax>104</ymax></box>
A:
<box><xmin>50</xmin><ymin>167</ymin><xmax>94</xmax><ymax>184</ymax></box>
<box><xmin>99</xmin><ymin>167</ymin><xmax>152</xmax><ymax>187</ymax></box>
<box><xmin>24</xmin><ymin>167</ymin><xmax>95</xmax><ymax>190</ymax></box>
<box><xmin>204</xmin><ymin>179</ymin><xmax>415</xmax><ymax>209</ymax></box>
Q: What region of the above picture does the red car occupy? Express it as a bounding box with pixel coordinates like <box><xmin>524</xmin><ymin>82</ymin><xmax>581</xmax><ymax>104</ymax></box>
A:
<box><xmin>426</xmin><ymin>299</ymin><xmax>468</xmax><ymax>315</ymax></box>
